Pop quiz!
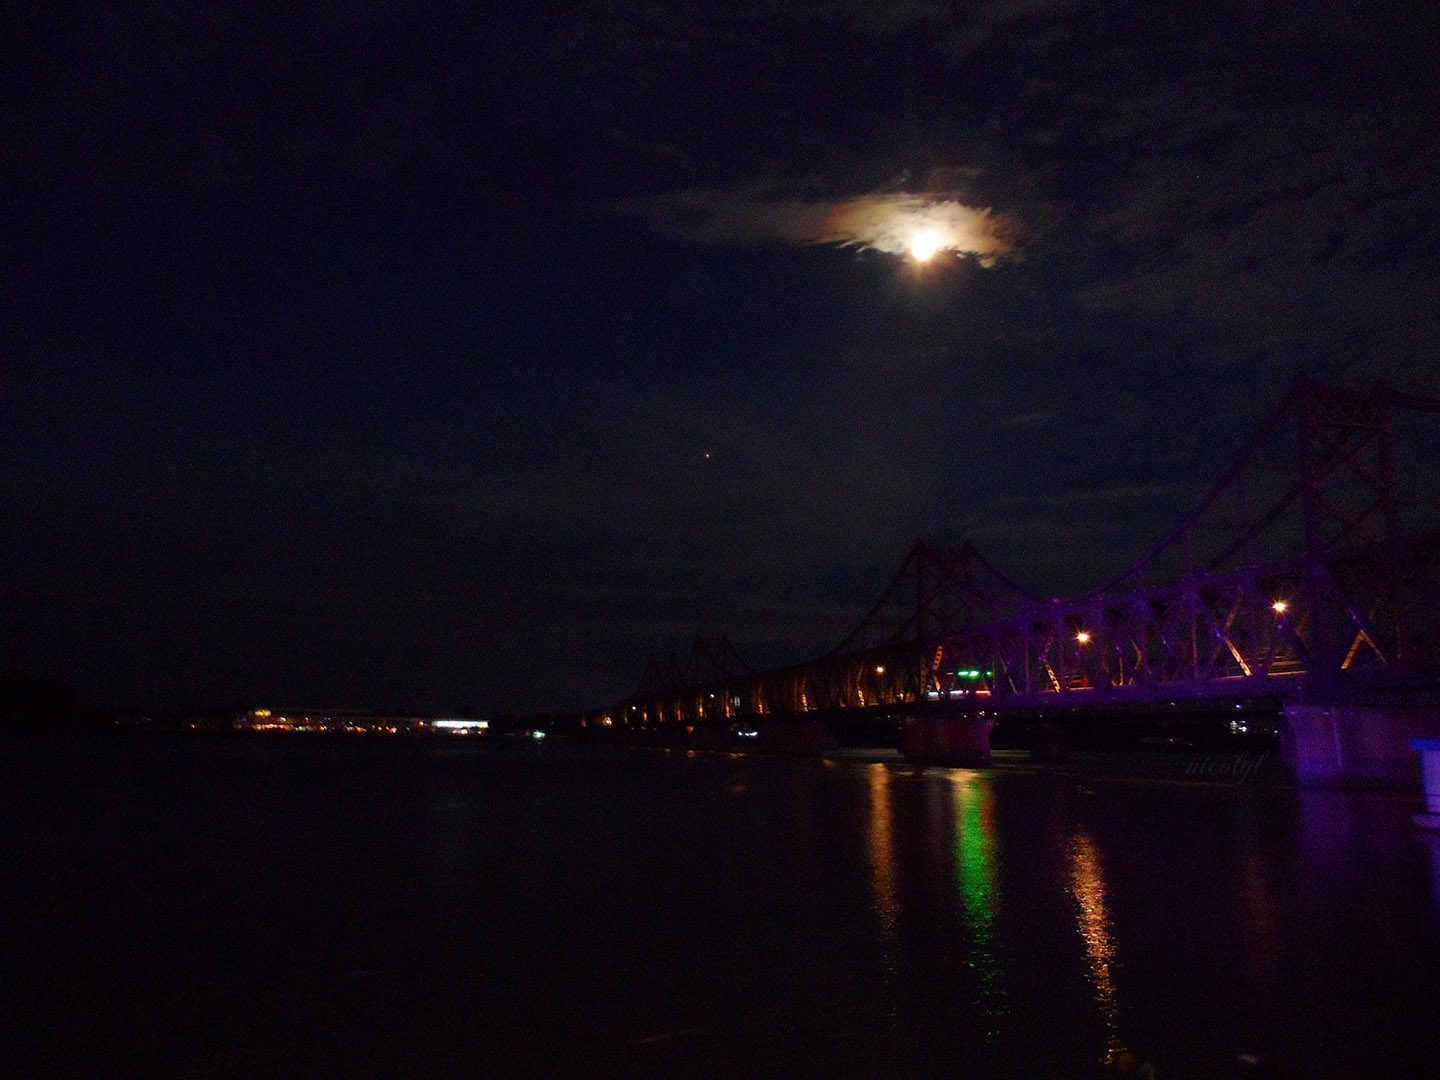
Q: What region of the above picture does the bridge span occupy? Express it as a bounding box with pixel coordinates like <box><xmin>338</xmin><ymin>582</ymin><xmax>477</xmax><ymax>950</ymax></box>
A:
<box><xmin>598</xmin><ymin>375</ymin><xmax>1440</xmax><ymax>786</ymax></box>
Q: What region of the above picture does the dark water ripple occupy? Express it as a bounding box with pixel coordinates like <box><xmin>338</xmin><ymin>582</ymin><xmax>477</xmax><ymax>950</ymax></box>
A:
<box><xmin>5</xmin><ymin>735</ymin><xmax>1439</xmax><ymax>1079</ymax></box>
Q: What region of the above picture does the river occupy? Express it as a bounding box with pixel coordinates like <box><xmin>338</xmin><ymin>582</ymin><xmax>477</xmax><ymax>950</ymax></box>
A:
<box><xmin>6</xmin><ymin>735</ymin><xmax>1438</xmax><ymax>1078</ymax></box>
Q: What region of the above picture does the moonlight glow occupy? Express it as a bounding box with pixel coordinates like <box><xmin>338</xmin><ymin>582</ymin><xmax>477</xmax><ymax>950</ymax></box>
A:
<box><xmin>908</xmin><ymin>228</ymin><xmax>943</xmax><ymax>261</ymax></box>
<box><xmin>613</xmin><ymin>191</ymin><xmax>1013</xmax><ymax>263</ymax></box>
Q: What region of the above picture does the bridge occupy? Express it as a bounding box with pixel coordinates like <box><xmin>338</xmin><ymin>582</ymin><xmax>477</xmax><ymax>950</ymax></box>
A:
<box><xmin>598</xmin><ymin>375</ymin><xmax>1440</xmax><ymax>785</ymax></box>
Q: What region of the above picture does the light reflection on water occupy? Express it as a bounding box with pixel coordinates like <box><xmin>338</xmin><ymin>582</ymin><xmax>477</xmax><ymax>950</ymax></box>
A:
<box><xmin>864</xmin><ymin>764</ymin><xmax>901</xmax><ymax>1021</ymax></box>
<box><xmin>1069</xmin><ymin>829</ymin><xmax>1123</xmax><ymax>1063</ymax></box>
<box><xmin>951</xmin><ymin>771</ymin><xmax>1006</xmax><ymax>1030</ymax></box>
<box><xmin>8</xmin><ymin>737</ymin><xmax>1440</xmax><ymax>1080</ymax></box>
<box><xmin>856</xmin><ymin>764</ymin><xmax>1440</xmax><ymax>1077</ymax></box>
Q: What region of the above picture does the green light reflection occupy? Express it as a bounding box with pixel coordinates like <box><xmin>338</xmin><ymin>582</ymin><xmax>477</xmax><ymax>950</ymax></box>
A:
<box><xmin>953</xmin><ymin>773</ymin><xmax>1006</xmax><ymax>1025</ymax></box>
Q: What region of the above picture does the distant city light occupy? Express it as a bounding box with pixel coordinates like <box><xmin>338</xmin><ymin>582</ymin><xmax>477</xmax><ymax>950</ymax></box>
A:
<box><xmin>532</xmin><ymin>730</ymin><xmax>546</xmax><ymax>740</ymax></box>
<box><xmin>434</xmin><ymin>719</ymin><xmax>489</xmax><ymax>731</ymax></box>
<box><xmin>1272</xmin><ymin>599</ymin><xmax>1289</xmax><ymax>614</ymax></box>
<box><xmin>874</xmin><ymin>665</ymin><xmax>886</xmax><ymax>675</ymax></box>
<box><xmin>1075</xmin><ymin>631</ymin><xmax>1092</xmax><ymax>645</ymax></box>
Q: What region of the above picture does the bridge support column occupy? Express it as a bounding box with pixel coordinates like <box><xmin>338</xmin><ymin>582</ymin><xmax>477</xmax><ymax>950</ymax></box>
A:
<box><xmin>900</xmin><ymin>712</ymin><xmax>994</xmax><ymax>767</ymax></box>
<box><xmin>1411</xmin><ymin>739</ymin><xmax>1440</xmax><ymax>828</ymax></box>
<box><xmin>1282</xmin><ymin>704</ymin><xmax>1440</xmax><ymax>789</ymax></box>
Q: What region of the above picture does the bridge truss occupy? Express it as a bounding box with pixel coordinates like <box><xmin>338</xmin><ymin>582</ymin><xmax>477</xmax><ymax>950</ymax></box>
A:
<box><xmin>607</xmin><ymin>376</ymin><xmax>1440</xmax><ymax>726</ymax></box>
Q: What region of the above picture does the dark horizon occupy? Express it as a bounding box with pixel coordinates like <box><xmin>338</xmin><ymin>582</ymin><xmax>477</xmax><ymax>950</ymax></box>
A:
<box><xmin>7</xmin><ymin>2</ymin><xmax>1440</xmax><ymax>714</ymax></box>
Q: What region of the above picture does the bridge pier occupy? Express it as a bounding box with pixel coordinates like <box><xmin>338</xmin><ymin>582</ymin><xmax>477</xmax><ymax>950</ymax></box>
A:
<box><xmin>1282</xmin><ymin>703</ymin><xmax>1440</xmax><ymax>788</ymax></box>
<box><xmin>1413</xmin><ymin>739</ymin><xmax>1440</xmax><ymax>828</ymax></box>
<box><xmin>900</xmin><ymin>711</ymin><xmax>994</xmax><ymax>767</ymax></box>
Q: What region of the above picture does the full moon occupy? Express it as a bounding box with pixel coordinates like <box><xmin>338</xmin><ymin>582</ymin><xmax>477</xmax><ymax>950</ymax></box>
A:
<box><xmin>908</xmin><ymin>228</ymin><xmax>943</xmax><ymax>262</ymax></box>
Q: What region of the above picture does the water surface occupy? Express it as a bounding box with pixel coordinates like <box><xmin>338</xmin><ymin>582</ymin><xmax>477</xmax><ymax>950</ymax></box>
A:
<box><xmin>6</xmin><ymin>736</ymin><xmax>1439</xmax><ymax>1078</ymax></box>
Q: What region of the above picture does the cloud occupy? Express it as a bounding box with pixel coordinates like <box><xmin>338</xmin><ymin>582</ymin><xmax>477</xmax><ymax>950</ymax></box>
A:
<box><xmin>604</xmin><ymin>190</ymin><xmax>1015</xmax><ymax>262</ymax></box>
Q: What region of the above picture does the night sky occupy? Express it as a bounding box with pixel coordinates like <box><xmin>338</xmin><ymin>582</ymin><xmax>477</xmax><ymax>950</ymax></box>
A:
<box><xmin>7</xmin><ymin>1</ymin><xmax>1440</xmax><ymax>713</ymax></box>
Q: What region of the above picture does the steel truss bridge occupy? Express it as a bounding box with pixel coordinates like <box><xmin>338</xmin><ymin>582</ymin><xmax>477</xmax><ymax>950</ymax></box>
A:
<box><xmin>604</xmin><ymin>376</ymin><xmax>1440</xmax><ymax>729</ymax></box>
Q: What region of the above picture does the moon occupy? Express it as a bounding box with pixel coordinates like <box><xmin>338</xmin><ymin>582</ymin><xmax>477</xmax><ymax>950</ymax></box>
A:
<box><xmin>908</xmin><ymin>228</ymin><xmax>943</xmax><ymax>262</ymax></box>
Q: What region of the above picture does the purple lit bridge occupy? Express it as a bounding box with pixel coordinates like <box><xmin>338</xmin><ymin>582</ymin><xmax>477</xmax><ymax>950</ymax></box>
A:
<box><xmin>601</xmin><ymin>376</ymin><xmax>1440</xmax><ymax>785</ymax></box>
